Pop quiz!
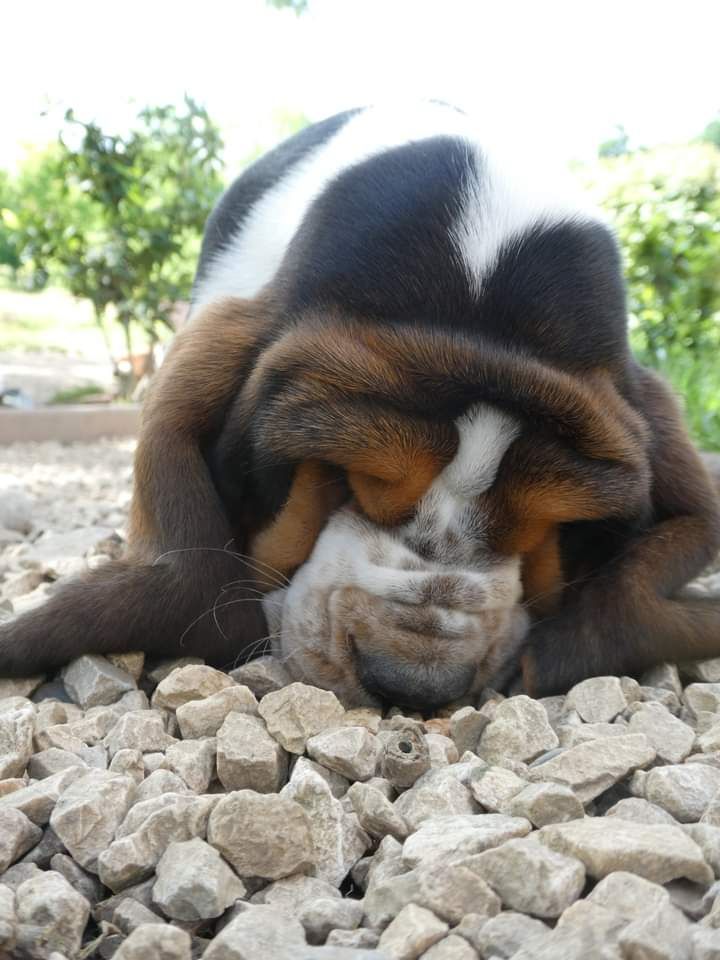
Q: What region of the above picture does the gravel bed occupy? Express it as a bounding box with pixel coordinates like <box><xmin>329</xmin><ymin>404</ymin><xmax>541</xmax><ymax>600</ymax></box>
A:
<box><xmin>1</xmin><ymin>440</ymin><xmax>720</xmax><ymax>959</ymax></box>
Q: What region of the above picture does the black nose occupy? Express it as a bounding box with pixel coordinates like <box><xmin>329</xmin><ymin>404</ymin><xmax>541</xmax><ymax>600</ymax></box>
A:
<box><xmin>355</xmin><ymin>651</ymin><xmax>475</xmax><ymax>711</ymax></box>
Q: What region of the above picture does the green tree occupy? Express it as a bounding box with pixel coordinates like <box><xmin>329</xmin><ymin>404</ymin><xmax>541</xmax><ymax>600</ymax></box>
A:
<box><xmin>267</xmin><ymin>0</ymin><xmax>309</xmax><ymax>12</ymax></box>
<box><xmin>701</xmin><ymin>114</ymin><xmax>720</xmax><ymax>149</ymax></box>
<box><xmin>587</xmin><ymin>144</ymin><xmax>720</xmax><ymax>450</ymax></box>
<box><xmin>598</xmin><ymin>124</ymin><xmax>631</xmax><ymax>158</ymax></box>
<box><xmin>0</xmin><ymin>170</ymin><xmax>21</xmax><ymax>271</ymax></box>
<box><xmin>6</xmin><ymin>97</ymin><xmax>224</xmax><ymax>392</ymax></box>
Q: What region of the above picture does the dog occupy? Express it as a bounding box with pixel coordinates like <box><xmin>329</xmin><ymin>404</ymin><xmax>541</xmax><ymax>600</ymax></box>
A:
<box><xmin>1</xmin><ymin>102</ymin><xmax>718</xmax><ymax>707</ymax></box>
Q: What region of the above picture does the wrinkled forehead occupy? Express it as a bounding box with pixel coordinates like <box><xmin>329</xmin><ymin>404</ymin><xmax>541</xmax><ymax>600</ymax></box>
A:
<box><xmin>306</xmin><ymin>402</ymin><xmax>522</xmax><ymax>574</ymax></box>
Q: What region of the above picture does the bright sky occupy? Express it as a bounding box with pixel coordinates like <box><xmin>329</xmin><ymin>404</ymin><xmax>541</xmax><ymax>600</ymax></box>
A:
<box><xmin>3</xmin><ymin>0</ymin><xmax>719</xmax><ymax>174</ymax></box>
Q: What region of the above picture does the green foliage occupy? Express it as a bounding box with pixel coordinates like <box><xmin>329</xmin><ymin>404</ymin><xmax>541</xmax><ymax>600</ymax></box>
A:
<box><xmin>589</xmin><ymin>144</ymin><xmax>720</xmax><ymax>364</ymax></box>
<box><xmin>267</xmin><ymin>0</ymin><xmax>309</xmax><ymax>13</ymax></box>
<box><xmin>3</xmin><ymin>97</ymin><xmax>224</xmax><ymax>390</ymax></box>
<box><xmin>658</xmin><ymin>351</ymin><xmax>720</xmax><ymax>452</ymax></box>
<box><xmin>701</xmin><ymin>115</ymin><xmax>720</xmax><ymax>148</ymax></box>
<box><xmin>0</xmin><ymin>170</ymin><xmax>21</xmax><ymax>271</ymax></box>
<box><xmin>598</xmin><ymin>125</ymin><xmax>630</xmax><ymax>159</ymax></box>
<box><xmin>587</xmin><ymin>143</ymin><xmax>720</xmax><ymax>450</ymax></box>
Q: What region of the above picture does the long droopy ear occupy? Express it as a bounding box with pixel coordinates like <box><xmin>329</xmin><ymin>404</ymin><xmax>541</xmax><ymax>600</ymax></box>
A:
<box><xmin>0</xmin><ymin>298</ymin><xmax>272</xmax><ymax>677</ymax></box>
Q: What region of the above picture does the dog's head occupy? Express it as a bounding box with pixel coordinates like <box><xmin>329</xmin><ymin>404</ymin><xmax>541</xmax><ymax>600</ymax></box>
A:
<box><xmin>209</xmin><ymin>304</ymin><xmax>652</xmax><ymax>710</ymax></box>
<box><xmin>262</xmin><ymin>404</ymin><xmax>530</xmax><ymax>708</ymax></box>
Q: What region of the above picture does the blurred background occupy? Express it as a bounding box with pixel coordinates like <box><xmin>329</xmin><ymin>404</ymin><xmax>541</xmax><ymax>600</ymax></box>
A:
<box><xmin>1</xmin><ymin>0</ymin><xmax>718</xmax><ymax>449</ymax></box>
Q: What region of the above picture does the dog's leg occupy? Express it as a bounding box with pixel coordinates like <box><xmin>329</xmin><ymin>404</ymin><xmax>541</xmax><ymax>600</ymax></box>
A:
<box><xmin>0</xmin><ymin>298</ymin><xmax>272</xmax><ymax>676</ymax></box>
<box><xmin>522</xmin><ymin>369</ymin><xmax>720</xmax><ymax>695</ymax></box>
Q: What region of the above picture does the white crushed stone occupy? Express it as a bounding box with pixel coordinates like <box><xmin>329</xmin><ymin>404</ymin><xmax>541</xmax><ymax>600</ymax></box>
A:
<box><xmin>1</xmin><ymin>438</ymin><xmax>720</xmax><ymax>956</ymax></box>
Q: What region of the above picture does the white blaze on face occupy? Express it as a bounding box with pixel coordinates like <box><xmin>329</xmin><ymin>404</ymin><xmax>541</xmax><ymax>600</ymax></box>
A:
<box><xmin>401</xmin><ymin>403</ymin><xmax>521</xmax><ymax>564</ymax></box>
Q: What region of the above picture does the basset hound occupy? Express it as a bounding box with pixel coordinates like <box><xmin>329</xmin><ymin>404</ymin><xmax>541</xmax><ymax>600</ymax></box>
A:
<box><xmin>2</xmin><ymin>102</ymin><xmax>719</xmax><ymax>708</ymax></box>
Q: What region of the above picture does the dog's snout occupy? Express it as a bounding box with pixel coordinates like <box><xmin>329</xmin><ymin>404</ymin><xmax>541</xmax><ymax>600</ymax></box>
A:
<box><xmin>354</xmin><ymin>649</ymin><xmax>475</xmax><ymax>711</ymax></box>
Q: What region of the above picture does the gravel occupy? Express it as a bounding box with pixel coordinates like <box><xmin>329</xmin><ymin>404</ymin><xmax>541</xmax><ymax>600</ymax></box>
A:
<box><xmin>2</xmin><ymin>438</ymin><xmax>720</xmax><ymax>957</ymax></box>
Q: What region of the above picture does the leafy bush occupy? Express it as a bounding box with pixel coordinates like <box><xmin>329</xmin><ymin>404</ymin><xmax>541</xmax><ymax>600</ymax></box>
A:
<box><xmin>588</xmin><ymin>144</ymin><xmax>720</xmax><ymax>365</ymax></box>
<box><xmin>2</xmin><ymin>98</ymin><xmax>224</xmax><ymax>393</ymax></box>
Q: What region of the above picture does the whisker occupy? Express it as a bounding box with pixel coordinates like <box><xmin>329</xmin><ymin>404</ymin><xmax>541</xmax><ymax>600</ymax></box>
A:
<box><xmin>220</xmin><ymin>542</ymin><xmax>292</xmax><ymax>586</ymax></box>
<box><xmin>152</xmin><ymin>545</ymin><xmax>289</xmax><ymax>589</ymax></box>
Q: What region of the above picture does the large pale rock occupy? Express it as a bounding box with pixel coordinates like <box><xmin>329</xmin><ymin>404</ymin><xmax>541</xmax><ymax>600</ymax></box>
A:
<box><xmin>113</xmin><ymin>923</ymin><xmax>192</xmax><ymax>960</ymax></box>
<box><xmin>134</xmin><ymin>769</ymin><xmax>190</xmax><ymax>803</ymax></box>
<box><xmin>346</xmin><ymin>781</ymin><xmax>409</xmax><ymax>841</ymax></box>
<box><xmin>257</xmin><ymin>682</ymin><xmax>345</xmax><ymax>754</ymax></box>
<box><xmin>98</xmin><ymin>793</ymin><xmax>216</xmax><ymax>891</ymax></box>
<box><xmin>683</xmin><ymin>823</ymin><xmax>720</xmax><ymax>877</ymax></box>
<box><xmin>103</xmin><ymin>711</ymin><xmax>176</xmax><ymax>757</ymax></box>
<box><xmin>475</xmin><ymin>912</ymin><xmax>550</xmax><ymax>958</ymax></box>
<box><xmin>0</xmin><ymin>766</ymin><xmax>85</xmax><ymax>825</ymax></box>
<box><xmin>694</xmin><ymin>927</ymin><xmax>720</xmax><ymax>959</ymax></box>
<box><xmin>449</xmin><ymin>706</ymin><xmax>489</xmax><ymax>755</ymax></box>
<box><xmin>28</xmin><ymin>747</ymin><xmax>90</xmax><ymax>779</ymax></box>
<box><xmin>364</xmin><ymin>861</ymin><xmax>501</xmax><ymax>928</ymax></box>
<box><xmin>619</xmin><ymin>902</ymin><xmax>692</xmax><ymax>960</ymax></box>
<box><xmin>628</xmin><ymin>702</ymin><xmax>696</xmax><ymax>763</ymax></box>
<box><xmin>152</xmin><ymin>665</ymin><xmax>234</xmax><ymax>710</ymax></box>
<box><xmin>565</xmin><ymin>676</ymin><xmax>627</xmax><ymax>723</ymax></box>
<box><xmin>298</xmin><ymin>897</ymin><xmax>364</xmax><ymax>944</ymax></box>
<box><xmin>207</xmin><ymin>789</ymin><xmax>314</xmax><ymax>880</ymax></box>
<box><xmin>587</xmin><ymin>870</ymin><xmax>671</xmax><ymax>917</ymax></box>
<box><xmin>0</xmin><ymin>706</ymin><xmax>34</xmax><ymax>778</ymax></box>
<box><xmin>62</xmin><ymin>655</ymin><xmax>136</xmax><ymax>709</ymax></box>
<box><xmin>307</xmin><ymin>726</ymin><xmax>379</xmax><ymax>781</ymax></box>
<box><xmin>392</xmin><ymin>767</ymin><xmax>476</xmax><ymax>831</ymax></box>
<box><xmin>539</xmin><ymin>817</ymin><xmax>713</xmax><ymax>885</ymax></box>
<box><xmin>216</xmin><ymin>712</ymin><xmax>287</xmax><ymax>793</ymax></box>
<box><xmin>469</xmin><ymin>766</ymin><xmax>526</xmax><ymax>812</ymax></box>
<box><xmin>290</xmin><ymin>757</ymin><xmax>350</xmax><ymax>799</ymax></box>
<box><xmin>0</xmin><ymin>676</ymin><xmax>44</xmax><ymax>700</ymax></box>
<box><xmin>152</xmin><ymin>837</ymin><xmax>246</xmax><ymax>920</ymax></box>
<box><xmin>50</xmin><ymin>852</ymin><xmax>105</xmax><ymax>905</ymax></box>
<box><xmin>478</xmin><ymin>696</ymin><xmax>558</xmax><ymax>764</ymax></box>
<box><xmin>50</xmin><ymin>769</ymin><xmax>135</xmax><ymax>871</ymax></box>
<box><xmin>0</xmin><ymin>487</ymin><xmax>33</xmax><ymax>533</ymax></box>
<box><xmin>202</xmin><ymin>903</ymin><xmax>306</xmax><ymax>959</ymax></box>
<box><xmin>106</xmin><ymin>651</ymin><xmax>145</xmax><ymax>680</ymax></box>
<box><xmin>0</xmin><ymin>806</ymin><xmax>41</xmax><ymax>872</ymax></box>
<box><xmin>401</xmin><ymin>813</ymin><xmax>531</xmax><ymax>871</ymax></box>
<box><xmin>645</xmin><ymin>764</ymin><xmax>720</xmax><ymax>822</ymax></box>
<box><xmin>604</xmin><ymin>797</ymin><xmax>679</xmax><ymax>826</ymax></box>
<box><xmin>109</xmin><ymin>748</ymin><xmax>145</xmax><ymax>784</ymax></box>
<box><xmin>378</xmin><ymin>903</ymin><xmax>448</xmax><ymax>959</ymax></box>
<box><xmin>15</xmin><ymin>870</ymin><xmax>91</xmax><ymax>959</ymax></box>
<box><xmin>425</xmin><ymin>733</ymin><xmax>459</xmax><ymax>767</ymax></box>
<box><xmin>504</xmin><ymin>781</ymin><xmax>583</xmax><ymax>827</ymax></box>
<box><xmin>555</xmin><ymin>899</ymin><xmax>626</xmax><ymax>946</ymax></box>
<box><xmin>162</xmin><ymin>738</ymin><xmax>216</xmax><ymax>793</ymax></box>
<box><xmin>528</xmin><ymin>733</ymin><xmax>656</xmax><ymax>803</ymax></box>
<box><xmin>251</xmin><ymin>875</ymin><xmax>340</xmax><ymax>914</ymax></box>
<box><xmin>685</xmin><ymin>683</ymin><xmax>720</xmax><ymax>716</ymax></box>
<box><xmin>464</xmin><ymin>836</ymin><xmax>585</xmax><ymax>918</ymax></box>
<box><xmin>421</xmin><ymin>934</ymin><xmax>478</xmax><ymax>959</ymax></box>
<box><xmin>175</xmin><ymin>684</ymin><xmax>258</xmax><ymax>738</ymax></box>
<box><xmin>326</xmin><ymin>929</ymin><xmax>380</xmax><ymax>948</ymax></box>
<box><xmin>229</xmin><ymin>656</ymin><xmax>292</xmax><ymax>698</ymax></box>
<box><xmin>281</xmin><ymin>765</ymin><xmax>370</xmax><ymax>886</ymax></box>
<box><xmin>0</xmin><ymin>883</ymin><xmax>16</xmax><ymax>952</ymax></box>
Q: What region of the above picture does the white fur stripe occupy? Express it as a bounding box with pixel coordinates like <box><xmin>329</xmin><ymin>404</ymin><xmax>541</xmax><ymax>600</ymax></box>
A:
<box><xmin>191</xmin><ymin>102</ymin><xmax>477</xmax><ymax>313</ymax></box>
<box><xmin>452</xmin><ymin>144</ymin><xmax>598</xmax><ymax>297</ymax></box>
